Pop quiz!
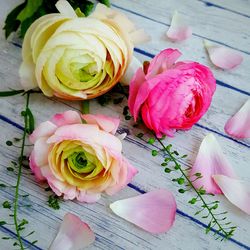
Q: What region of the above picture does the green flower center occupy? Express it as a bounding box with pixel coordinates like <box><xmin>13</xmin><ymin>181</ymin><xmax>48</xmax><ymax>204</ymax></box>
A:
<box><xmin>67</xmin><ymin>151</ymin><xmax>96</xmax><ymax>174</ymax></box>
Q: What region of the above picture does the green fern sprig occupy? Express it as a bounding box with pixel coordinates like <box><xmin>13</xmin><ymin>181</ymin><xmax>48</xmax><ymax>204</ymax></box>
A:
<box><xmin>137</xmin><ymin>132</ymin><xmax>237</xmax><ymax>240</ymax></box>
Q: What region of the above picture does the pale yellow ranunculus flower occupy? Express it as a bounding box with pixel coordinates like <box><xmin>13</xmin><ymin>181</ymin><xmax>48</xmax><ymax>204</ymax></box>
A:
<box><xmin>19</xmin><ymin>0</ymin><xmax>150</xmax><ymax>100</ymax></box>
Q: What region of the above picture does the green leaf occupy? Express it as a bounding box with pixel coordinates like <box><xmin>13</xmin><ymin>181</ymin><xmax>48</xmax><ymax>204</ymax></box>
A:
<box><xmin>151</xmin><ymin>150</ymin><xmax>158</xmax><ymax>156</ymax></box>
<box><xmin>206</xmin><ymin>221</ymin><xmax>212</xmax><ymax>234</ymax></box>
<box><xmin>136</xmin><ymin>133</ymin><xmax>144</xmax><ymax>138</ymax></box>
<box><xmin>177</xmin><ymin>177</ymin><xmax>185</xmax><ymax>185</ymax></box>
<box><xmin>188</xmin><ymin>198</ymin><xmax>197</xmax><ymax>205</ymax></box>
<box><xmin>0</xmin><ymin>183</ymin><xmax>7</xmax><ymax>188</ymax></box>
<box><xmin>3</xmin><ymin>2</ymin><xmax>26</xmax><ymax>38</ymax></box>
<box><xmin>2</xmin><ymin>237</ymin><xmax>10</xmax><ymax>240</ymax></box>
<box><xmin>18</xmin><ymin>219</ymin><xmax>28</xmax><ymax>227</ymax></box>
<box><xmin>0</xmin><ymin>221</ymin><xmax>7</xmax><ymax>226</ymax></box>
<box><xmin>164</xmin><ymin>168</ymin><xmax>171</xmax><ymax>173</ymax></box>
<box><xmin>194</xmin><ymin>172</ymin><xmax>202</xmax><ymax>177</ymax></box>
<box><xmin>2</xmin><ymin>201</ymin><xmax>11</xmax><ymax>209</ymax></box>
<box><xmin>0</xmin><ymin>89</ymin><xmax>24</xmax><ymax>97</ymax></box>
<box><xmin>31</xmin><ymin>240</ymin><xmax>38</xmax><ymax>245</ymax></box>
<box><xmin>178</xmin><ymin>189</ymin><xmax>186</xmax><ymax>194</ymax></box>
<box><xmin>98</xmin><ymin>0</ymin><xmax>111</xmax><ymax>7</ymax></box>
<box><xmin>148</xmin><ymin>138</ymin><xmax>155</xmax><ymax>145</ymax></box>
<box><xmin>26</xmin><ymin>107</ymin><xmax>35</xmax><ymax>134</ymax></box>
<box><xmin>48</xmin><ymin>195</ymin><xmax>60</xmax><ymax>210</ymax></box>
<box><xmin>19</xmin><ymin>6</ymin><xmax>46</xmax><ymax>37</ymax></box>
<box><xmin>6</xmin><ymin>141</ymin><xmax>13</xmax><ymax>146</ymax></box>
<box><xmin>17</xmin><ymin>0</ymin><xmax>43</xmax><ymax>22</ymax></box>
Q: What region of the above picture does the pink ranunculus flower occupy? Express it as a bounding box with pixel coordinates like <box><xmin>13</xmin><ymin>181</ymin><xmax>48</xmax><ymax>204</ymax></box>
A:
<box><xmin>29</xmin><ymin>111</ymin><xmax>138</xmax><ymax>203</ymax></box>
<box><xmin>128</xmin><ymin>49</ymin><xmax>216</xmax><ymax>137</ymax></box>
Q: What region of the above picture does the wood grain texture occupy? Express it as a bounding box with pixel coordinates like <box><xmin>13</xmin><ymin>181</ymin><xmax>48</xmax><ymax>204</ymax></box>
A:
<box><xmin>0</xmin><ymin>0</ymin><xmax>250</xmax><ymax>249</ymax></box>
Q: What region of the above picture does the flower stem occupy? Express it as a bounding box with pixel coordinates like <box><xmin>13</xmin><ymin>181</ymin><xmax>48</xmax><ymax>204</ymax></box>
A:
<box><xmin>13</xmin><ymin>92</ymin><xmax>30</xmax><ymax>250</ymax></box>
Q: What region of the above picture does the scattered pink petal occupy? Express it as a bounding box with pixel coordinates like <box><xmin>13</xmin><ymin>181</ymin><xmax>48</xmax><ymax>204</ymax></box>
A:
<box><xmin>213</xmin><ymin>175</ymin><xmax>250</xmax><ymax>215</ymax></box>
<box><xmin>189</xmin><ymin>134</ymin><xmax>237</xmax><ymax>194</ymax></box>
<box><xmin>204</xmin><ymin>40</ymin><xmax>243</xmax><ymax>69</ymax></box>
<box><xmin>225</xmin><ymin>99</ymin><xmax>250</xmax><ymax>139</ymax></box>
<box><xmin>82</xmin><ymin>114</ymin><xmax>120</xmax><ymax>134</ymax></box>
<box><xmin>49</xmin><ymin>213</ymin><xmax>95</xmax><ymax>250</ymax></box>
<box><xmin>110</xmin><ymin>189</ymin><xmax>176</xmax><ymax>233</ymax></box>
<box><xmin>166</xmin><ymin>11</ymin><xmax>192</xmax><ymax>42</ymax></box>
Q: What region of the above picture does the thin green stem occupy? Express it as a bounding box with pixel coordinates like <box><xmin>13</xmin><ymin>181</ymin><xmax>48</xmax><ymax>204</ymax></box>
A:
<box><xmin>13</xmin><ymin>92</ymin><xmax>30</xmax><ymax>250</ymax></box>
<box><xmin>82</xmin><ymin>100</ymin><xmax>89</xmax><ymax>114</ymax></box>
<box><xmin>155</xmin><ymin>136</ymin><xmax>230</xmax><ymax>238</ymax></box>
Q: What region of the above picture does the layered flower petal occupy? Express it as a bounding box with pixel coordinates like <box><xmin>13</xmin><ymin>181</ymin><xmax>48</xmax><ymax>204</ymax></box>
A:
<box><xmin>189</xmin><ymin>134</ymin><xmax>236</xmax><ymax>194</ymax></box>
<box><xmin>166</xmin><ymin>11</ymin><xmax>192</xmax><ymax>42</ymax></box>
<box><xmin>49</xmin><ymin>213</ymin><xmax>95</xmax><ymax>250</ymax></box>
<box><xmin>224</xmin><ymin>99</ymin><xmax>250</xmax><ymax>138</ymax></box>
<box><xmin>120</xmin><ymin>56</ymin><xmax>142</xmax><ymax>86</ymax></box>
<box><xmin>29</xmin><ymin>151</ymin><xmax>46</xmax><ymax>181</ymax></box>
<box><xmin>128</xmin><ymin>48</ymin><xmax>215</xmax><ymax>137</ymax></box>
<box><xmin>110</xmin><ymin>189</ymin><xmax>176</xmax><ymax>233</ymax></box>
<box><xmin>213</xmin><ymin>175</ymin><xmax>250</xmax><ymax>215</ymax></box>
<box><xmin>146</xmin><ymin>48</ymin><xmax>182</xmax><ymax>78</ymax></box>
<box><xmin>20</xmin><ymin>1</ymin><xmax>149</xmax><ymax>100</ymax></box>
<box><xmin>29</xmin><ymin>111</ymin><xmax>137</xmax><ymax>202</ymax></box>
<box><xmin>51</xmin><ymin>110</ymin><xmax>82</xmax><ymax>127</ymax></box>
<box><xmin>82</xmin><ymin>114</ymin><xmax>120</xmax><ymax>135</ymax></box>
<box><xmin>29</xmin><ymin>121</ymin><xmax>57</xmax><ymax>144</ymax></box>
<box><xmin>204</xmin><ymin>40</ymin><xmax>243</xmax><ymax>70</ymax></box>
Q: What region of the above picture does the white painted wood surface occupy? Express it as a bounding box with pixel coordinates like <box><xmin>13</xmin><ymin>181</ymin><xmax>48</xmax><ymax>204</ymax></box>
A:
<box><xmin>0</xmin><ymin>0</ymin><xmax>250</xmax><ymax>249</ymax></box>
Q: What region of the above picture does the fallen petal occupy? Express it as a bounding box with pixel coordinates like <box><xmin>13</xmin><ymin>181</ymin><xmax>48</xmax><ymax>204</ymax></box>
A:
<box><xmin>110</xmin><ymin>189</ymin><xmax>176</xmax><ymax>233</ymax></box>
<box><xmin>204</xmin><ymin>40</ymin><xmax>243</xmax><ymax>70</ymax></box>
<box><xmin>166</xmin><ymin>11</ymin><xmax>192</xmax><ymax>42</ymax></box>
<box><xmin>224</xmin><ymin>99</ymin><xmax>250</xmax><ymax>139</ymax></box>
<box><xmin>49</xmin><ymin>213</ymin><xmax>95</xmax><ymax>250</ymax></box>
<box><xmin>213</xmin><ymin>175</ymin><xmax>250</xmax><ymax>215</ymax></box>
<box><xmin>189</xmin><ymin>134</ymin><xmax>237</xmax><ymax>194</ymax></box>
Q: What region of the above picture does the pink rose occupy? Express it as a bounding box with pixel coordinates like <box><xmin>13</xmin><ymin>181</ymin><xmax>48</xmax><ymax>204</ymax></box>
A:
<box><xmin>29</xmin><ymin>111</ymin><xmax>138</xmax><ymax>203</ymax></box>
<box><xmin>128</xmin><ymin>49</ymin><xmax>216</xmax><ymax>137</ymax></box>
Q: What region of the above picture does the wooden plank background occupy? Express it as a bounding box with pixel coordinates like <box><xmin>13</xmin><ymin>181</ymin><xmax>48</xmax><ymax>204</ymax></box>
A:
<box><xmin>0</xmin><ymin>0</ymin><xmax>249</xmax><ymax>249</ymax></box>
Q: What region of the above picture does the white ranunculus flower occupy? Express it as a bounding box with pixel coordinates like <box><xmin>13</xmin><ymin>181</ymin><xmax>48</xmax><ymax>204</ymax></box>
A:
<box><xmin>20</xmin><ymin>0</ymin><xmax>150</xmax><ymax>100</ymax></box>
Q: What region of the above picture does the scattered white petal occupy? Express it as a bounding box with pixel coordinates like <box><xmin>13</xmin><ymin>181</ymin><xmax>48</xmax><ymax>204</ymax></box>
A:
<box><xmin>120</xmin><ymin>56</ymin><xmax>142</xmax><ymax>86</ymax></box>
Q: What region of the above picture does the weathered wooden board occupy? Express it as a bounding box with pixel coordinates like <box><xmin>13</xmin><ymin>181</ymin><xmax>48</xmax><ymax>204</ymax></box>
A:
<box><xmin>0</xmin><ymin>0</ymin><xmax>250</xmax><ymax>249</ymax></box>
